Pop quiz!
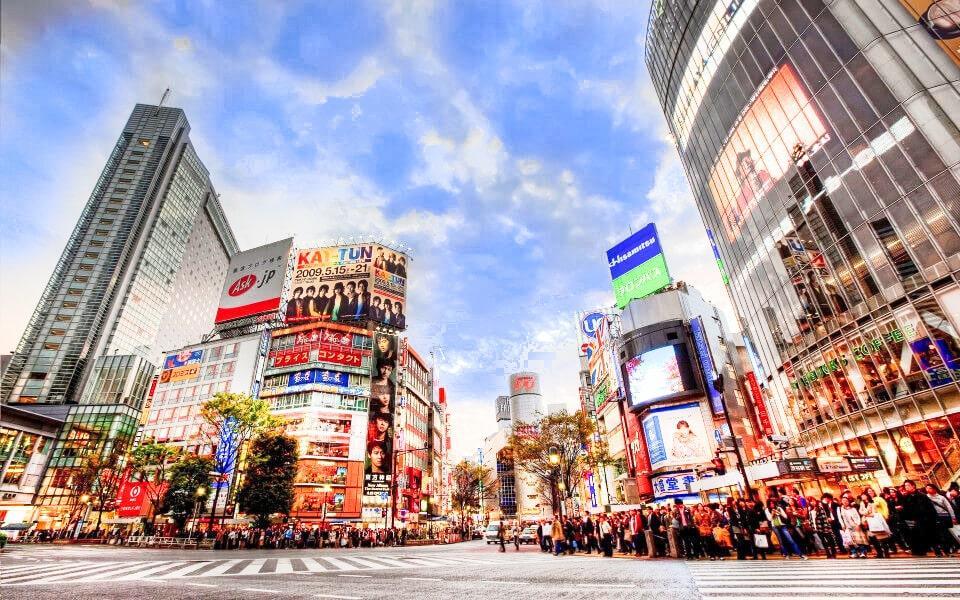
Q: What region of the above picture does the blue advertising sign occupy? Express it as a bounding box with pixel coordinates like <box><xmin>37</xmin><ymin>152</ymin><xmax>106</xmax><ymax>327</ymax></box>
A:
<box><xmin>580</xmin><ymin>312</ymin><xmax>605</xmax><ymax>339</ymax></box>
<box><xmin>643</xmin><ymin>415</ymin><xmax>667</xmax><ymax>465</ymax></box>
<box><xmin>287</xmin><ymin>369</ymin><xmax>349</xmax><ymax>388</ymax></box>
<box><xmin>163</xmin><ymin>349</ymin><xmax>203</xmax><ymax>370</ymax></box>
<box><xmin>215</xmin><ymin>416</ymin><xmax>237</xmax><ymax>476</ymax></box>
<box><xmin>587</xmin><ymin>472</ymin><xmax>598</xmax><ymax>508</ymax></box>
<box><xmin>606</xmin><ymin>223</ymin><xmax>664</xmax><ymax>280</ymax></box>
<box><xmin>690</xmin><ymin>317</ymin><xmax>723</xmax><ymax>414</ymax></box>
<box><xmin>651</xmin><ymin>470</ymin><xmax>698</xmax><ymax>500</ymax></box>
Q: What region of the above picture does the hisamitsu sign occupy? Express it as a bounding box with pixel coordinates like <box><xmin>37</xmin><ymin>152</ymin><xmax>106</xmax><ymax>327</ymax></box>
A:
<box><xmin>606</xmin><ymin>224</ymin><xmax>671</xmax><ymax>308</ymax></box>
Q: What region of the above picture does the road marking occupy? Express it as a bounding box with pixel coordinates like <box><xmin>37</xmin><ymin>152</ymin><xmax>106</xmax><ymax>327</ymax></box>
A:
<box><xmin>238</xmin><ymin>559</ymin><xmax>268</xmax><ymax>575</ymax></box>
<box><xmin>274</xmin><ymin>559</ymin><xmax>294</xmax><ymax>574</ymax></box>
<box><xmin>316</xmin><ymin>595</ymin><xmax>362</xmax><ymax>600</ymax></box>
<box><xmin>242</xmin><ymin>588</ymin><xmax>276</xmax><ymax>593</ymax></box>
<box><xmin>184</xmin><ymin>582</ymin><xmax>218</xmax><ymax>588</ymax></box>
<box><xmin>403</xmin><ymin>577</ymin><xmax>442</xmax><ymax>581</ymax></box>
<box><xmin>337</xmin><ymin>574</ymin><xmax>373</xmax><ymax>578</ymax></box>
<box><xmin>478</xmin><ymin>580</ymin><xmax>525</xmax><ymax>585</ymax></box>
<box><xmin>319</xmin><ymin>556</ymin><xmax>358</xmax><ymax>571</ymax></box>
<box><xmin>576</xmin><ymin>583</ymin><xmax>636</xmax><ymax>588</ymax></box>
<box><xmin>698</xmin><ymin>587</ymin><xmax>960</xmax><ymax>594</ymax></box>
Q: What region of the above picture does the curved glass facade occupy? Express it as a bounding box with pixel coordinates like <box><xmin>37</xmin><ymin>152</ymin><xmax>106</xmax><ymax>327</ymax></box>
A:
<box><xmin>646</xmin><ymin>0</ymin><xmax>960</xmax><ymax>488</ymax></box>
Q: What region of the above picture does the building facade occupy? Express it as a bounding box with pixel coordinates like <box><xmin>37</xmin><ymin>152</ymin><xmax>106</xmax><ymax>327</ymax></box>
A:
<box><xmin>646</xmin><ymin>0</ymin><xmax>960</xmax><ymax>492</ymax></box>
<box><xmin>141</xmin><ymin>333</ymin><xmax>265</xmax><ymax>451</ymax></box>
<box><xmin>0</xmin><ymin>406</ymin><xmax>64</xmax><ymax>526</ymax></box>
<box><xmin>395</xmin><ymin>342</ymin><xmax>431</xmax><ymax>522</ymax></box>
<box><xmin>259</xmin><ymin>321</ymin><xmax>373</xmax><ymax>524</ymax></box>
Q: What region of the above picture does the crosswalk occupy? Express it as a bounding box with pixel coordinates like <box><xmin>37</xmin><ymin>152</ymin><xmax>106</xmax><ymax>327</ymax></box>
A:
<box><xmin>0</xmin><ymin>552</ymin><xmax>516</xmax><ymax>586</ymax></box>
<box><xmin>687</xmin><ymin>557</ymin><xmax>960</xmax><ymax>600</ymax></box>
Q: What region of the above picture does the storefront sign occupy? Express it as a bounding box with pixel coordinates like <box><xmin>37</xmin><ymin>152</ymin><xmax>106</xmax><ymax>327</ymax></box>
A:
<box><xmin>791</xmin><ymin>325</ymin><xmax>916</xmax><ymax>389</ymax></box>
<box><xmin>815</xmin><ymin>456</ymin><xmax>851</xmax><ymax>473</ymax></box>
<box><xmin>651</xmin><ymin>471</ymin><xmax>697</xmax><ymax>499</ymax></box>
<box><xmin>847</xmin><ymin>456</ymin><xmax>883</xmax><ymax>473</ymax></box>
<box><xmin>780</xmin><ymin>458</ymin><xmax>814</xmax><ymax>474</ymax></box>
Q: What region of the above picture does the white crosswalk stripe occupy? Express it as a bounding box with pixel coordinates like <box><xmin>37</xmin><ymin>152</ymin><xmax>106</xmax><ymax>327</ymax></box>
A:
<box><xmin>687</xmin><ymin>558</ymin><xmax>960</xmax><ymax>599</ymax></box>
<box><xmin>0</xmin><ymin>552</ymin><xmax>519</xmax><ymax>586</ymax></box>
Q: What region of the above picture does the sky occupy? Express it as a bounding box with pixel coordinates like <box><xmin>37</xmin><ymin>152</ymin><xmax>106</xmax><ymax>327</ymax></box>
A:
<box><xmin>0</xmin><ymin>0</ymin><xmax>734</xmax><ymax>461</ymax></box>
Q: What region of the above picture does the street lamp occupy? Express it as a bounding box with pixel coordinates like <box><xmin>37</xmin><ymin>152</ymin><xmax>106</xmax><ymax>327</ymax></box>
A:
<box><xmin>547</xmin><ymin>446</ymin><xmax>564</xmax><ymax>518</ymax></box>
<box><xmin>320</xmin><ymin>484</ymin><xmax>333</xmax><ymax>528</ymax></box>
<box><xmin>191</xmin><ymin>486</ymin><xmax>207</xmax><ymax>538</ymax></box>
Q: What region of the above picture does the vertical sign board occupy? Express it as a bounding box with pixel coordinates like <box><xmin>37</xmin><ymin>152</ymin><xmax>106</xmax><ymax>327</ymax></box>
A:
<box><xmin>606</xmin><ymin>223</ymin><xmax>671</xmax><ymax>309</ymax></box>
<box><xmin>746</xmin><ymin>371</ymin><xmax>773</xmax><ymax>435</ymax></box>
<box><xmin>215</xmin><ymin>238</ymin><xmax>293</xmax><ymax>324</ymax></box>
<box><xmin>364</xmin><ymin>334</ymin><xmax>398</xmax><ymax>495</ymax></box>
<box><xmin>690</xmin><ymin>317</ymin><xmax>723</xmax><ymax>414</ymax></box>
<box><xmin>706</xmin><ymin>229</ymin><xmax>730</xmax><ymax>285</ymax></box>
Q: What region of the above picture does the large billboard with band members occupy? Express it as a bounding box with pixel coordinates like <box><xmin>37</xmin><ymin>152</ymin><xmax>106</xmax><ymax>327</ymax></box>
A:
<box><xmin>284</xmin><ymin>244</ymin><xmax>408</xmax><ymax>329</ymax></box>
<box><xmin>363</xmin><ymin>333</ymin><xmax>398</xmax><ymax>495</ymax></box>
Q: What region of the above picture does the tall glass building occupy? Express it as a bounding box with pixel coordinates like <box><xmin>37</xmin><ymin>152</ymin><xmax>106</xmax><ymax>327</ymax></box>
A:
<box><xmin>646</xmin><ymin>0</ymin><xmax>960</xmax><ymax>491</ymax></box>
<box><xmin>0</xmin><ymin>104</ymin><xmax>237</xmax><ymax>523</ymax></box>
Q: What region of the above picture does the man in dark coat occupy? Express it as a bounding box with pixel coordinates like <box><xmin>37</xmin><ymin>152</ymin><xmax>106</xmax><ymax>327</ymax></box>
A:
<box><xmin>899</xmin><ymin>479</ymin><xmax>938</xmax><ymax>555</ymax></box>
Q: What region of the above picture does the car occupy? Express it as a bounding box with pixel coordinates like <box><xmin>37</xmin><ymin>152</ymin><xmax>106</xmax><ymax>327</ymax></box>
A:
<box><xmin>518</xmin><ymin>526</ymin><xmax>537</xmax><ymax>545</ymax></box>
<box><xmin>472</xmin><ymin>525</ymin><xmax>484</xmax><ymax>540</ymax></box>
<box><xmin>483</xmin><ymin>522</ymin><xmax>501</xmax><ymax>544</ymax></box>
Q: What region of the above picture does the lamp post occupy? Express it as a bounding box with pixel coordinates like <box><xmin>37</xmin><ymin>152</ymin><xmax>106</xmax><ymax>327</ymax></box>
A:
<box><xmin>320</xmin><ymin>484</ymin><xmax>333</xmax><ymax>527</ymax></box>
<box><xmin>191</xmin><ymin>486</ymin><xmax>207</xmax><ymax>538</ymax></box>
<box><xmin>548</xmin><ymin>446</ymin><xmax>564</xmax><ymax>518</ymax></box>
<box><xmin>74</xmin><ymin>494</ymin><xmax>92</xmax><ymax>539</ymax></box>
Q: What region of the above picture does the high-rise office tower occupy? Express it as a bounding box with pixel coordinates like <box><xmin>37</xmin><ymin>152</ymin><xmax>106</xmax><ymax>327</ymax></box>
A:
<box><xmin>0</xmin><ymin>104</ymin><xmax>237</xmax><ymax>521</ymax></box>
<box><xmin>2</xmin><ymin>104</ymin><xmax>237</xmax><ymax>407</ymax></box>
<box><xmin>646</xmin><ymin>1</ymin><xmax>960</xmax><ymax>492</ymax></box>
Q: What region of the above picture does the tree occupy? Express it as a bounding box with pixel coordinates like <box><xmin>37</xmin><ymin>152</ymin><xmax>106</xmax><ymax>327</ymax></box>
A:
<box><xmin>129</xmin><ymin>441</ymin><xmax>181</xmax><ymax>526</ymax></box>
<box><xmin>199</xmin><ymin>392</ymin><xmax>278</xmax><ymax>528</ymax></box>
<box><xmin>450</xmin><ymin>460</ymin><xmax>497</xmax><ymax>528</ymax></box>
<box><xmin>237</xmin><ymin>432</ymin><xmax>298</xmax><ymax>529</ymax></box>
<box><xmin>162</xmin><ymin>455</ymin><xmax>215</xmax><ymax>534</ymax></box>
<box><xmin>64</xmin><ymin>441</ymin><xmax>128</xmax><ymax>536</ymax></box>
<box><xmin>508</xmin><ymin>410</ymin><xmax>601</xmax><ymax>515</ymax></box>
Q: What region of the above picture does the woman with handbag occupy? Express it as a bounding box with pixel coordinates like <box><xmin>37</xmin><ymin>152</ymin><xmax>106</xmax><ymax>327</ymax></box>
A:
<box><xmin>839</xmin><ymin>495</ymin><xmax>870</xmax><ymax>558</ymax></box>
<box><xmin>809</xmin><ymin>497</ymin><xmax>838</xmax><ymax>558</ymax></box>
<box><xmin>859</xmin><ymin>493</ymin><xmax>891</xmax><ymax>558</ymax></box>
<box><xmin>765</xmin><ymin>499</ymin><xmax>806</xmax><ymax>559</ymax></box>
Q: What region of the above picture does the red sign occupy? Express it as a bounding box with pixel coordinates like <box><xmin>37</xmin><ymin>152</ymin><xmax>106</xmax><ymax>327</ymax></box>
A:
<box><xmin>746</xmin><ymin>372</ymin><xmax>773</xmax><ymax>435</ymax></box>
<box><xmin>273</xmin><ymin>349</ymin><xmax>310</xmax><ymax>368</ymax></box>
<box><xmin>511</xmin><ymin>374</ymin><xmax>538</xmax><ymax>395</ymax></box>
<box><xmin>115</xmin><ymin>480</ymin><xmax>165</xmax><ymax>517</ymax></box>
<box><xmin>316</xmin><ymin>347</ymin><xmax>362</xmax><ymax>368</ymax></box>
<box><xmin>295</xmin><ymin>329</ymin><xmax>353</xmax><ymax>347</ymax></box>
<box><xmin>228</xmin><ymin>274</ymin><xmax>258</xmax><ymax>297</ymax></box>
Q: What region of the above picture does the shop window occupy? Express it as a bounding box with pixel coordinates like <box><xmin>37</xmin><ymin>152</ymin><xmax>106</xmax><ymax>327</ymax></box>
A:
<box><xmin>870</xmin><ymin>217</ymin><xmax>920</xmax><ymax>281</ymax></box>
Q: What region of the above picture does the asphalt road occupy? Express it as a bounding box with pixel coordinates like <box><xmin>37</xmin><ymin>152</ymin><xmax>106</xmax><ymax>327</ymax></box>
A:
<box><xmin>2</xmin><ymin>540</ymin><xmax>958</xmax><ymax>599</ymax></box>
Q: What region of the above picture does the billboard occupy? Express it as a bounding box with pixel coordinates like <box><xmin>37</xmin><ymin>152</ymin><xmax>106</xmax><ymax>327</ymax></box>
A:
<box><xmin>606</xmin><ymin>224</ymin><xmax>671</xmax><ymax>308</ymax></box>
<box><xmin>708</xmin><ymin>62</ymin><xmax>829</xmax><ymax>241</ymax></box>
<box><xmin>897</xmin><ymin>1</ymin><xmax>960</xmax><ymax>67</ymax></box>
<box><xmin>364</xmin><ymin>333</ymin><xmax>398</xmax><ymax>495</ymax></box>
<box><xmin>215</xmin><ymin>238</ymin><xmax>292</xmax><ymax>324</ymax></box>
<box><xmin>115</xmin><ymin>479</ymin><xmax>165</xmax><ymax>517</ymax></box>
<box><xmin>622</xmin><ymin>344</ymin><xmax>697</xmax><ymax>408</ymax></box>
<box><xmin>285</xmin><ymin>244</ymin><xmax>408</xmax><ymax>329</ymax></box>
<box><xmin>641</xmin><ymin>402</ymin><xmax>712</xmax><ymax>470</ymax></box>
<box><xmin>159</xmin><ymin>349</ymin><xmax>202</xmax><ymax>384</ymax></box>
<box><xmin>509</xmin><ymin>372</ymin><xmax>540</xmax><ymax>395</ymax></box>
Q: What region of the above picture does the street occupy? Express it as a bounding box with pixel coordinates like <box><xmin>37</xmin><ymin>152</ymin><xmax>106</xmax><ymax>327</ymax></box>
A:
<box><xmin>2</xmin><ymin>540</ymin><xmax>959</xmax><ymax>599</ymax></box>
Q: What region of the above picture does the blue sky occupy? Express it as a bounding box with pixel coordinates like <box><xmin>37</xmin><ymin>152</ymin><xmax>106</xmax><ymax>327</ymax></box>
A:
<box><xmin>0</xmin><ymin>0</ymin><xmax>731</xmax><ymax>460</ymax></box>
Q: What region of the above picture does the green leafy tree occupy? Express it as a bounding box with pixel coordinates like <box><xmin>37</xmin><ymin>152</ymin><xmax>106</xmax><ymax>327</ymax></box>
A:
<box><xmin>508</xmin><ymin>410</ymin><xmax>600</xmax><ymax>514</ymax></box>
<box><xmin>199</xmin><ymin>392</ymin><xmax>278</xmax><ymax>526</ymax></box>
<box><xmin>162</xmin><ymin>455</ymin><xmax>215</xmax><ymax>534</ymax></box>
<box><xmin>237</xmin><ymin>432</ymin><xmax>299</xmax><ymax>529</ymax></box>
<box><xmin>129</xmin><ymin>441</ymin><xmax>181</xmax><ymax>525</ymax></box>
<box><xmin>450</xmin><ymin>460</ymin><xmax>497</xmax><ymax>527</ymax></box>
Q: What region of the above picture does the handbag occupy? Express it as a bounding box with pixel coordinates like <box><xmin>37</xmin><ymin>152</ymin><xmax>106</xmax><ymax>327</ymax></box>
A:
<box><xmin>753</xmin><ymin>533</ymin><xmax>769</xmax><ymax>549</ymax></box>
<box><xmin>840</xmin><ymin>529</ymin><xmax>852</xmax><ymax>547</ymax></box>
<box><xmin>949</xmin><ymin>525</ymin><xmax>960</xmax><ymax>545</ymax></box>
<box><xmin>866</xmin><ymin>514</ymin><xmax>887</xmax><ymax>534</ymax></box>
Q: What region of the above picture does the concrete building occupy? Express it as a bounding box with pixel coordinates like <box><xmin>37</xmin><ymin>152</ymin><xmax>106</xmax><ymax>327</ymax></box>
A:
<box><xmin>395</xmin><ymin>342</ymin><xmax>431</xmax><ymax>523</ymax></box>
<box><xmin>0</xmin><ymin>406</ymin><xmax>65</xmax><ymax>527</ymax></box>
<box><xmin>646</xmin><ymin>0</ymin><xmax>960</xmax><ymax>494</ymax></box>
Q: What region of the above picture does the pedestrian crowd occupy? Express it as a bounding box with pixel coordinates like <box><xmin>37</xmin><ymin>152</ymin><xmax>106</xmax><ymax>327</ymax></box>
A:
<box><xmin>504</xmin><ymin>479</ymin><xmax>960</xmax><ymax>560</ymax></box>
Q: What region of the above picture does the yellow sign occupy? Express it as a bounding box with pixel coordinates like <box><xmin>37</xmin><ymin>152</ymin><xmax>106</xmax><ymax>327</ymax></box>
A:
<box><xmin>167</xmin><ymin>364</ymin><xmax>200</xmax><ymax>383</ymax></box>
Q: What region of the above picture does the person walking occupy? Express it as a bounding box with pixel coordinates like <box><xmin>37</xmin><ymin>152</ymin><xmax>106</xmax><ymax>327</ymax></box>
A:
<box><xmin>497</xmin><ymin>522</ymin><xmax>506</xmax><ymax>552</ymax></box>
<box><xmin>899</xmin><ymin>480</ymin><xmax>938</xmax><ymax>555</ymax></box>
<box><xmin>925</xmin><ymin>484</ymin><xmax>958</xmax><ymax>555</ymax></box>
<box><xmin>859</xmin><ymin>492</ymin><xmax>891</xmax><ymax>558</ymax></box>
<box><xmin>551</xmin><ymin>518</ymin><xmax>566</xmax><ymax>556</ymax></box>
<box><xmin>810</xmin><ymin>496</ymin><xmax>838</xmax><ymax>558</ymax></box>
<box><xmin>839</xmin><ymin>496</ymin><xmax>869</xmax><ymax>558</ymax></box>
<box><xmin>599</xmin><ymin>516</ymin><xmax>614</xmax><ymax>557</ymax></box>
<box><xmin>766</xmin><ymin>499</ymin><xmax>806</xmax><ymax>559</ymax></box>
<box><xmin>513</xmin><ymin>523</ymin><xmax>521</xmax><ymax>551</ymax></box>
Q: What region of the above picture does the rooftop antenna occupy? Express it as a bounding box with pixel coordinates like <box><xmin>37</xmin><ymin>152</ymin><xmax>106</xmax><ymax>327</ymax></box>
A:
<box><xmin>154</xmin><ymin>88</ymin><xmax>171</xmax><ymax>115</ymax></box>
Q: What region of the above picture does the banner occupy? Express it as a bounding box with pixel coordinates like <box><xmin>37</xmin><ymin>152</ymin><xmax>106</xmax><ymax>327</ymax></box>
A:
<box><xmin>215</xmin><ymin>238</ymin><xmax>292</xmax><ymax>324</ymax></box>
<box><xmin>364</xmin><ymin>333</ymin><xmax>398</xmax><ymax>495</ymax></box>
<box><xmin>115</xmin><ymin>479</ymin><xmax>165</xmax><ymax>518</ymax></box>
<box><xmin>642</xmin><ymin>402</ymin><xmax>712</xmax><ymax>470</ymax></box>
<box><xmin>745</xmin><ymin>371</ymin><xmax>773</xmax><ymax>435</ymax></box>
<box><xmin>285</xmin><ymin>244</ymin><xmax>408</xmax><ymax>329</ymax></box>
<box><xmin>690</xmin><ymin>317</ymin><xmax>723</xmax><ymax>414</ymax></box>
<box><xmin>606</xmin><ymin>224</ymin><xmax>671</xmax><ymax>308</ymax></box>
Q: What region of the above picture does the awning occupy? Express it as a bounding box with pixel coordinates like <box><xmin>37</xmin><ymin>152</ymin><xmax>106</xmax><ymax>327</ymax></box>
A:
<box><xmin>689</xmin><ymin>472</ymin><xmax>745</xmax><ymax>493</ymax></box>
